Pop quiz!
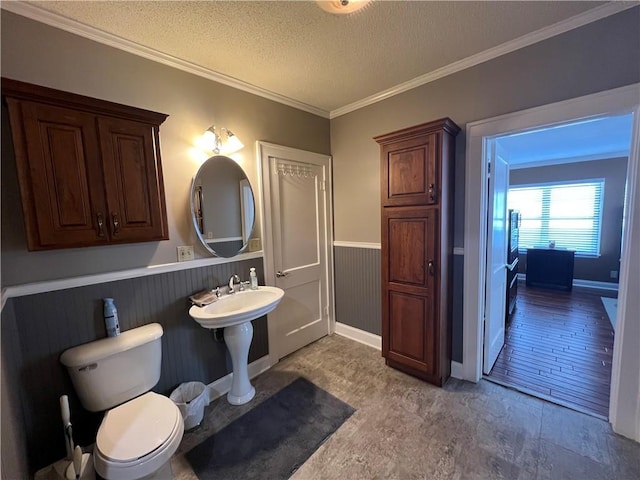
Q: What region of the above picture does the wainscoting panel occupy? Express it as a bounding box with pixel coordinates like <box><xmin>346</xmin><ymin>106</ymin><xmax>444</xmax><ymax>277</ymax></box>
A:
<box><xmin>334</xmin><ymin>247</ymin><xmax>381</xmax><ymax>335</ymax></box>
<box><xmin>3</xmin><ymin>258</ymin><xmax>266</xmax><ymax>473</ymax></box>
<box><xmin>0</xmin><ymin>300</ymin><xmax>30</xmax><ymax>480</ymax></box>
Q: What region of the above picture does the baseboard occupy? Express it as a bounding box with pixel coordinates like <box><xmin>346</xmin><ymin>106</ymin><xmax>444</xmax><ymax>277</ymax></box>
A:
<box><xmin>334</xmin><ymin>322</ymin><xmax>381</xmax><ymax>350</ymax></box>
<box><xmin>450</xmin><ymin>361</ymin><xmax>464</xmax><ymax>380</ymax></box>
<box><xmin>517</xmin><ymin>274</ymin><xmax>619</xmax><ymax>292</ymax></box>
<box><xmin>572</xmin><ymin>279</ymin><xmax>619</xmax><ymax>291</ymax></box>
<box><xmin>206</xmin><ymin>354</ymin><xmax>272</xmax><ymax>402</ymax></box>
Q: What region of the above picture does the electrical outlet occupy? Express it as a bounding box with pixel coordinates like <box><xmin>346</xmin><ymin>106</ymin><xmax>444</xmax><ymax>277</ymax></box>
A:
<box><xmin>177</xmin><ymin>246</ymin><xmax>194</xmax><ymax>262</ymax></box>
<box><xmin>610</xmin><ymin>270</ymin><xmax>618</xmax><ymax>279</ymax></box>
<box><xmin>248</xmin><ymin>238</ymin><xmax>261</xmax><ymax>251</ymax></box>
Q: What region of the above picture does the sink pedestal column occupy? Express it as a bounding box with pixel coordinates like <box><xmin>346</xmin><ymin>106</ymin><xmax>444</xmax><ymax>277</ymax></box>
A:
<box><xmin>223</xmin><ymin>321</ymin><xmax>256</xmax><ymax>405</ymax></box>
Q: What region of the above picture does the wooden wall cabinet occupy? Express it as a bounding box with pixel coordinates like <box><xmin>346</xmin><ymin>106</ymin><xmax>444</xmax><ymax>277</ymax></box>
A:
<box><xmin>375</xmin><ymin>118</ymin><xmax>460</xmax><ymax>386</ymax></box>
<box><xmin>2</xmin><ymin>78</ymin><xmax>169</xmax><ymax>250</ymax></box>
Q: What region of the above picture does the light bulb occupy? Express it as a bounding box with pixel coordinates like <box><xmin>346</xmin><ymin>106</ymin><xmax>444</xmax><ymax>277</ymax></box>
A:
<box><xmin>223</xmin><ymin>130</ymin><xmax>244</xmax><ymax>154</ymax></box>
<box><xmin>202</xmin><ymin>127</ymin><xmax>219</xmax><ymax>153</ymax></box>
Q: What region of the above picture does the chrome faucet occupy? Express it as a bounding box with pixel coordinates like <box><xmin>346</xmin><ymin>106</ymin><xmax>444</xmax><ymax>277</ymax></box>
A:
<box><xmin>228</xmin><ymin>274</ymin><xmax>240</xmax><ymax>294</ymax></box>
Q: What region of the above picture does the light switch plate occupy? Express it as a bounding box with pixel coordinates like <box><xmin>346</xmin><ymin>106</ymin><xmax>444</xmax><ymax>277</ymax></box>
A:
<box><xmin>177</xmin><ymin>246</ymin><xmax>194</xmax><ymax>262</ymax></box>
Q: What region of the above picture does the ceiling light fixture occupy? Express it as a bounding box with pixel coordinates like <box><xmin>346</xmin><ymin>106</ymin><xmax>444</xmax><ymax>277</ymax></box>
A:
<box><xmin>316</xmin><ymin>0</ymin><xmax>372</xmax><ymax>15</ymax></box>
<box><xmin>202</xmin><ymin>125</ymin><xmax>244</xmax><ymax>155</ymax></box>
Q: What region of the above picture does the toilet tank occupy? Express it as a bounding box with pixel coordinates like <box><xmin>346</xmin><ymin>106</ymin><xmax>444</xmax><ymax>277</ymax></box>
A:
<box><xmin>60</xmin><ymin>323</ymin><xmax>163</xmax><ymax>412</ymax></box>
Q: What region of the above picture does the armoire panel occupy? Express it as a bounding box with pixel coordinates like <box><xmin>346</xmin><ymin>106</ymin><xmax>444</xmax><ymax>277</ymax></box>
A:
<box><xmin>388</xmin><ymin>146</ymin><xmax>426</xmax><ymax>197</ymax></box>
<box><xmin>387</xmin><ymin>291</ymin><xmax>435</xmax><ymax>373</ymax></box>
<box><xmin>388</xmin><ymin>218</ymin><xmax>426</xmax><ymax>286</ymax></box>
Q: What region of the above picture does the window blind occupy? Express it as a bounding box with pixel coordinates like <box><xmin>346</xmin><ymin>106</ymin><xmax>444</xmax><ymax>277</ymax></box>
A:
<box><xmin>508</xmin><ymin>180</ymin><xmax>604</xmax><ymax>256</ymax></box>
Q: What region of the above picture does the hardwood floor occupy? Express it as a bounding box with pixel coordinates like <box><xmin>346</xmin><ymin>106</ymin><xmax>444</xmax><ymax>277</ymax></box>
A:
<box><xmin>487</xmin><ymin>282</ymin><xmax>615</xmax><ymax>419</ymax></box>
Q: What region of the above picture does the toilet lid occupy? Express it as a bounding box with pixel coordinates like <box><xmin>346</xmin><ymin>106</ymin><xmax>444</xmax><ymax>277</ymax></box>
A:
<box><xmin>97</xmin><ymin>392</ymin><xmax>180</xmax><ymax>463</ymax></box>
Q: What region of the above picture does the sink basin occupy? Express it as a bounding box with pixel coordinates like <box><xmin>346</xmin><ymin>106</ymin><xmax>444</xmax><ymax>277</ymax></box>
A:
<box><xmin>189</xmin><ymin>286</ymin><xmax>284</xmax><ymax>329</ymax></box>
<box><xmin>188</xmin><ymin>285</ymin><xmax>284</xmax><ymax>406</ymax></box>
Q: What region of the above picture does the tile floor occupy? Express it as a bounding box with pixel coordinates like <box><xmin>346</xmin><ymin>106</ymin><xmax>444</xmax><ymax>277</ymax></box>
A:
<box><xmin>172</xmin><ymin>335</ymin><xmax>640</xmax><ymax>479</ymax></box>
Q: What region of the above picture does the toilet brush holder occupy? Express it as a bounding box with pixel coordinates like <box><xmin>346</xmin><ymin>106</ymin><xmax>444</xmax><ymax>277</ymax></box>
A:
<box><xmin>64</xmin><ymin>453</ymin><xmax>94</xmax><ymax>480</ymax></box>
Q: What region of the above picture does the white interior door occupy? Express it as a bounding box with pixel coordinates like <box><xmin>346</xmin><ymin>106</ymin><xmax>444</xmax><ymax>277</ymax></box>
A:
<box><xmin>483</xmin><ymin>141</ymin><xmax>509</xmax><ymax>374</ymax></box>
<box><xmin>260</xmin><ymin>143</ymin><xmax>333</xmax><ymax>361</ymax></box>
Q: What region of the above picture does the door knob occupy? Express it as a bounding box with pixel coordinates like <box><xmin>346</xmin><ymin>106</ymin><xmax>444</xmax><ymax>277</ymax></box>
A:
<box><xmin>276</xmin><ymin>271</ymin><xmax>288</xmax><ymax>277</ymax></box>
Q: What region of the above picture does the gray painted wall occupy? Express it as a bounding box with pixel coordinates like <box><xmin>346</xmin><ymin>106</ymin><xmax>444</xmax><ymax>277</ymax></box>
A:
<box><xmin>1</xmin><ymin>259</ymin><xmax>266</xmax><ymax>474</ymax></box>
<box><xmin>510</xmin><ymin>157</ymin><xmax>628</xmax><ymax>283</ymax></box>
<box><xmin>0</xmin><ymin>11</ymin><xmax>330</xmax><ymax>286</ymax></box>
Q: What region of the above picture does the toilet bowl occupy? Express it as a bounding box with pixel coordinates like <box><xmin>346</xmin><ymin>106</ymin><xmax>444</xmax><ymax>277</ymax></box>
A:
<box><xmin>94</xmin><ymin>393</ymin><xmax>183</xmax><ymax>480</ymax></box>
<box><xmin>60</xmin><ymin>324</ymin><xmax>185</xmax><ymax>480</ymax></box>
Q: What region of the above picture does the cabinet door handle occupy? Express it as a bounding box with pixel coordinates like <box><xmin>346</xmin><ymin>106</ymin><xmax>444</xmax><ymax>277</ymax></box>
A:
<box><xmin>428</xmin><ymin>260</ymin><xmax>435</xmax><ymax>276</ymax></box>
<box><xmin>428</xmin><ymin>183</ymin><xmax>436</xmax><ymax>202</ymax></box>
<box><xmin>96</xmin><ymin>213</ymin><xmax>105</xmax><ymax>238</ymax></box>
<box><xmin>111</xmin><ymin>213</ymin><xmax>120</xmax><ymax>235</ymax></box>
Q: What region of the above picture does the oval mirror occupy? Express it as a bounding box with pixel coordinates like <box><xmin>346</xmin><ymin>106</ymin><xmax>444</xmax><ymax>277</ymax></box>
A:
<box><xmin>190</xmin><ymin>155</ymin><xmax>255</xmax><ymax>257</ymax></box>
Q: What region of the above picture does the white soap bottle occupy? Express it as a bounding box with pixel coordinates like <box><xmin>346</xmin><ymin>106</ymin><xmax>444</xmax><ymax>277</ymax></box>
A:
<box><xmin>103</xmin><ymin>298</ymin><xmax>120</xmax><ymax>337</ymax></box>
<box><xmin>249</xmin><ymin>267</ymin><xmax>258</xmax><ymax>290</ymax></box>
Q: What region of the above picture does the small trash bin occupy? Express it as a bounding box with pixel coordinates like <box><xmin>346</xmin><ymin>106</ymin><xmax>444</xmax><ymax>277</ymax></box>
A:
<box><xmin>170</xmin><ymin>381</ymin><xmax>209</xmax><ymax>430</ymax></box>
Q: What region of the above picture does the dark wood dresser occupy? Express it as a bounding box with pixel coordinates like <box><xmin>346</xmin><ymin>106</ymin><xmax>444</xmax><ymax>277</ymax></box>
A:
<box><xmin>526</xmin><ymin>248</ymin><xmax>575</xmax><ymax>291</ymax></box>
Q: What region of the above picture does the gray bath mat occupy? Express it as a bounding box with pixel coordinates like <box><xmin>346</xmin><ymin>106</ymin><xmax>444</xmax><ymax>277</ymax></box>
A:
<box><xmin>185</xmin><ymin>377</ymin><xmax>355</xmax><ymax>479</ymax></box>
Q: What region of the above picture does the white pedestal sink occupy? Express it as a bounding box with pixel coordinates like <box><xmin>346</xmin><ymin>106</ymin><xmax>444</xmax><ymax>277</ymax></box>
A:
<box><xmin>188</xmin><ymin>286</ymin><xmax>284</xmax><ymax>405</ymax></box>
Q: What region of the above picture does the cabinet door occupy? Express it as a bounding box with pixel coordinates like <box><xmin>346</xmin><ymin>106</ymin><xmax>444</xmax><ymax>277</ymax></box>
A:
<box><xmin>12</xmin><ymin>100</ymin><xmax>109</xmax><ymax>249</ymax></box>
<box><xmin>98</xmin><ymin>117</ymin><xmax>168</xmax><ymax>243</ymax></box>
<box><xmin>381</xmin><ymin>133</ymin><xmax>439</xmax><ymax>207</ymax></box>
<box><xmin>382</xmin><ymin>206</ymin><xmax>438</xmax><ymax>373</ymax></box>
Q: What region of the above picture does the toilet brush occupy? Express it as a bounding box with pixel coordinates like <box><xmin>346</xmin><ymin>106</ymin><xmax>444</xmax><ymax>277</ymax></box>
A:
<box><xmin>64</xmin><ymin>445</ymin><xmax>95</xmax><ymax>480</ymax></box>
<box><xmin>73</xmin><ymin>446</ymin><xmax>82</xmax><ymax>480</ymax></box>
<box><xmin>59</xmin><ymin>395</ymin><xmax>74</xmax><ymax>460</ymax></box>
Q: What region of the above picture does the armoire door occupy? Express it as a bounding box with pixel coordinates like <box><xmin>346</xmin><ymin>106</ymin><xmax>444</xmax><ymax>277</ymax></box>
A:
<box><xmin>381</xmin><ymin>132</ymin><xmax>439</xmax><ymax>207</ymax></box>
<box><xmin>382</xmin><ymin>206</ymin><xmax>438</xmax><ymax>374</ymax></box>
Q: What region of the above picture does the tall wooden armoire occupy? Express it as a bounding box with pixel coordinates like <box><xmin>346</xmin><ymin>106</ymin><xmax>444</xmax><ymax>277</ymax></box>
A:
<box><xmin>375</xmin><ymin>118</ymin><xmax>460</xmax><ymax>386</ymax></box>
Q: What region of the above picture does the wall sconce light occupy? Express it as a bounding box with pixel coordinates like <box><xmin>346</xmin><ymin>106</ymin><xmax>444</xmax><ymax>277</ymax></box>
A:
<box><xmin>202</xmin><ymin>125</ymin><xmax>244</xmax><ymax>155</ymax></box>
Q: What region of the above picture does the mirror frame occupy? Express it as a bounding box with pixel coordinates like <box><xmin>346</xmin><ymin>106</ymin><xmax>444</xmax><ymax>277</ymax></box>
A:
<box><xmin>190</xmin><ymin>155</ymin><xmax>256</xmax><ymax>258</ymax></box>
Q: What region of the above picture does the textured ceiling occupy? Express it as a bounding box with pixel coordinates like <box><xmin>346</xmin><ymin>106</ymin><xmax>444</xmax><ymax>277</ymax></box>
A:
<box><xmin>498</xmin><ymin>114</ymin><xmax>633</xmax><ymax>168</ymax></box>
<box><xmin>19</xmin><ymin>1</ymin><xmax>614</xmax><ymax>114</ymax></box>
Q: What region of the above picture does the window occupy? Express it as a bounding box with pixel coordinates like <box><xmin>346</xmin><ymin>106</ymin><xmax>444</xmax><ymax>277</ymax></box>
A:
<box><xmin>508</xmin><ymin>180</ymin><xmax>604</xmax><ymax>256</ymax></box>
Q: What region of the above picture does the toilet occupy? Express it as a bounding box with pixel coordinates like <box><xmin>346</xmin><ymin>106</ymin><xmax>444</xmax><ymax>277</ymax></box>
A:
<box><xmin>60</xmin><ymin>323</ymin><xmax>184</xmax><ymax>480</ymax></box>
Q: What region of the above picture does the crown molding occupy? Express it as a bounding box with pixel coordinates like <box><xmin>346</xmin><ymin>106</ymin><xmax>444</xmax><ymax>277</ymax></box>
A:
<box><xmin>329</xmin><ymin>2</ymin><xmax>638</xmax><ymax>118</ymax></box>
<box><xmin>3</xmin><ymin>2</ymin><xmax>635</xmax><ymax>120</ymax></box>
<box><xmin>1</xmin><ymin>2</ymin><xmax>330</xmax><ymax>119</ymax></box>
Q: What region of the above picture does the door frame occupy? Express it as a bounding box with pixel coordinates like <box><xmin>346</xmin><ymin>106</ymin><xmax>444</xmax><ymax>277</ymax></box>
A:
<box><xmin>462</xmin><ymin>83</ymin><xmax>640</xmax><ymax>440</ymax></box>
<box><xmin>257</xmin><ymin>141</ymin><xmax>336</xmax><ymax>366</ymax></box>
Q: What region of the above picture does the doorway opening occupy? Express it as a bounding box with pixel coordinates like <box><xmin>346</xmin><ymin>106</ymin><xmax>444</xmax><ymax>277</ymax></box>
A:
<box><xmin>462</xmin><ymin>84</ymin><xmax>640</xmax><ymax>438</ymax></box>
<box><xmin>481</xmin><ymin>114</ymin><xmax>633</xmax><ymax>418</ymax></box>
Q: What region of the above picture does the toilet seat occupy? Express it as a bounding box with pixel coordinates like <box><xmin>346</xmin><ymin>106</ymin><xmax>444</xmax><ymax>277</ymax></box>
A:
<box><xmin>94</xmin><ymin>392</ymin><xmax>184</xmax><ymax>480</ymax></box>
